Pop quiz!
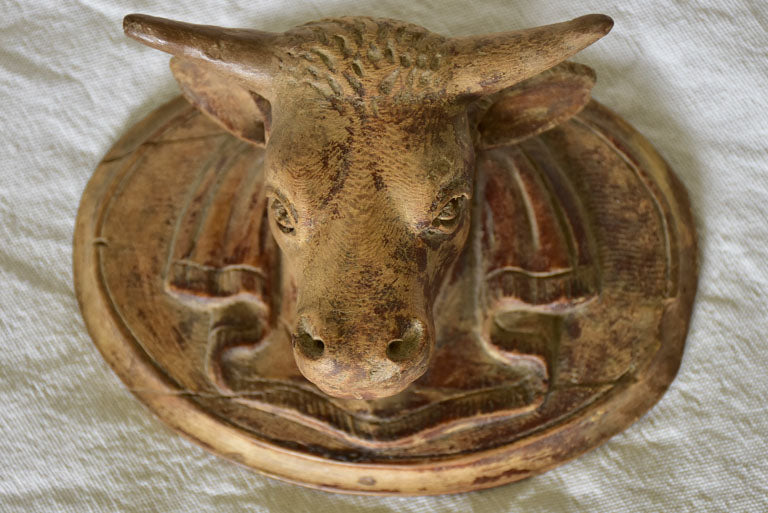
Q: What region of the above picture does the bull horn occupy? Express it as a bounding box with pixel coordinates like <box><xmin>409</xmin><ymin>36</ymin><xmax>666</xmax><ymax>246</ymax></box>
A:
<box><xmin>123</xmin><ymin>14</ymin><xmax>280</xmax><ymax>99</ymax></box>
<box><xmin>446</xmin><ymin>14</ymin><xmax>613</xmax><ymax>98</ymax></box>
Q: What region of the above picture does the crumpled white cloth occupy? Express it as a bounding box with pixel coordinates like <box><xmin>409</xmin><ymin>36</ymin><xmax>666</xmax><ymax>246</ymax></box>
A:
<box><xmin>1</xmin><ymin>0</ymin><xmax>766</xmax><ymax>511</ymax></box>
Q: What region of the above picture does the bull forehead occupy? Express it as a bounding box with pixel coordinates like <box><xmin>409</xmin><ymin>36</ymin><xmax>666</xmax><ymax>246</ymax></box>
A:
<box><xmin>265</xmin><ymin>101</ymin><xmax>473</xmax><ymax>222</ymax></box>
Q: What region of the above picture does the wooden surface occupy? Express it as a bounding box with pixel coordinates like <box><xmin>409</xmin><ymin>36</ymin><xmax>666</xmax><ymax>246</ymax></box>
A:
<box><xmin>73</xmin><ymin>94</ymin><xmax>697</xmax><ymax>494</ymax></box>
<box><xmin>118</xmin><ymin>13</ymin><xmax>616</xmax><ymax>401</ymax></box>
<box><xmin>73</xmin><ymin>14</ymin><xmax>697</xmax><ymax>495</ymax></box>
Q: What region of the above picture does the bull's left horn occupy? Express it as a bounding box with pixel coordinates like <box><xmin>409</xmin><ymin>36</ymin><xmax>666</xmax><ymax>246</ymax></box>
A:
<box><xmin>445</xmin><ymin>14</ymin><xmax>613</xmax><ymax>98</ymax></box>
<box><xmin>124</xmin><ymin>14</ymin><xmax>280</xmax><ymax>100</ymax></box>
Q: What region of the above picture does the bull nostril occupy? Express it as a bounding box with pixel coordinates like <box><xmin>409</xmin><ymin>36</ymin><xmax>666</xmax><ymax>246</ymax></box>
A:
<box><xmin>294</xmin><ymin>330</ymin><xmax>325</xmax><ymax>360</ymax></box>
<box><xmin>386</xmin><ymin>339</ymin><xmax>413</xmax><ymax>362</ymax></box>
<box><xmin>386</xmin><ymin>321</ymin><xmax>424</xmax><ymax>363</ymax></box>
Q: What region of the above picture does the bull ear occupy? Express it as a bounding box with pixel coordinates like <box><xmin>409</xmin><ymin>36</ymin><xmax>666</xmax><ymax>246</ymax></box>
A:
<box><xmin>474</xmin><ymin>62</ymin><xmax>596</xmax><ymax>149</ymax></box>
<box><xmin>124</xmin><ymin>14</ymin><xmax>278</xmax><ymax>145</ymax></box>
<box><xmin>170</xmin><ymin>57</ymin><xmax>270</xmax><ymax>145</ymax></box>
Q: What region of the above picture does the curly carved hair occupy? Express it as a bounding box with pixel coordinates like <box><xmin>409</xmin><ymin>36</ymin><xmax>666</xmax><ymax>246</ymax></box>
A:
<box><xmin>276</xmin><ymin>17</ymin><xmax>452</xmax><ymax>106</ymax></box>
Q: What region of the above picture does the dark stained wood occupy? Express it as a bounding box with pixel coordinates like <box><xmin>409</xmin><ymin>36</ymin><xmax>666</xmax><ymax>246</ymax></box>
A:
<box><xmin>73</xmin><ymin>14</ymin><xmax>697</xmax><ymax>495</ymax></box>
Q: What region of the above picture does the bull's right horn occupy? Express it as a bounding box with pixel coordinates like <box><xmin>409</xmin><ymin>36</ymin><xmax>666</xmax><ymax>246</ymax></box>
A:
<box><xmin>124</xmin><ymin>14</ymin><xmax>280</xmax><ymax>100</ymax></box>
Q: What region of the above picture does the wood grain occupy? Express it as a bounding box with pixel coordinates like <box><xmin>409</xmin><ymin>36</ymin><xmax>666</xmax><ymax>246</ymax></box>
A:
<box><xmin>73</xmin><ymin>14</ymin><xmax>697</xmax><ymax>494</ymax></box>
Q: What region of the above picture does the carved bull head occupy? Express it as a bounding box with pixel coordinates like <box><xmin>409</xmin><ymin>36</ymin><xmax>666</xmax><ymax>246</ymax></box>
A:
<box><xmin>125</xmin><ymin>13</ymin><xmax>612</xmax><ymax>399</ymax></box>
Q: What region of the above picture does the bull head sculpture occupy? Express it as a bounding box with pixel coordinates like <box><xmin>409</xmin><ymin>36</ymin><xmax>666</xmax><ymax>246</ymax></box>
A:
<box><xmin>124</xmin><ymin>13</ymin><xmax>613</xmax><ymax>399</ymax></box>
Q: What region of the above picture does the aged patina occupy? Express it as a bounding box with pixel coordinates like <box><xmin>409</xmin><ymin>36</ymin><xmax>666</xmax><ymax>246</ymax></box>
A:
<box><xmin>73</xmin><ymin>13</ymin><xmax>697</xmax><ymax>494</ymax></box>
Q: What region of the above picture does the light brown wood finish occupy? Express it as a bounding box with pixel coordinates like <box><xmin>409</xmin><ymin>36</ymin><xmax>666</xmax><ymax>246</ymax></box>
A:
<box><xmin>73</xmin><ymin>14</ymin><xmax>697</xmax><ymax>494</ymax></box>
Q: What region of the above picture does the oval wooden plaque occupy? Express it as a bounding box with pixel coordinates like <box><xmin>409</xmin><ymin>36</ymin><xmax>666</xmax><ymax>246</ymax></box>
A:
<box><xmin>74</xmin><ymin>94</ymin><xmax>697</xmax><ymax>495</ymax></box>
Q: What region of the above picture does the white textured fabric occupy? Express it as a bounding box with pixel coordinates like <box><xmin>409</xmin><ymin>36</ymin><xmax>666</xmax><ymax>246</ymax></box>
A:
<box><xmin>1</xmin><ymin>0</ymin><xmax>766</xmax><ymax>511</ymax></box>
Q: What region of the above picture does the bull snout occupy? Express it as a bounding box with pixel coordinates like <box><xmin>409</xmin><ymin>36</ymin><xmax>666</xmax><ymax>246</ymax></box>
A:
<box><xmin>291</xmin><ymin>316</ymin><xmax>431</xmax><ymax>400</ymax></box>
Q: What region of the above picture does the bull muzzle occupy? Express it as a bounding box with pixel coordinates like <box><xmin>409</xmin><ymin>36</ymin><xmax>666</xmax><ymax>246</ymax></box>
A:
<box><xmin>291</xmin><ymin>314</ymin><xmax>432</xmax><ymax>400</ymax></box>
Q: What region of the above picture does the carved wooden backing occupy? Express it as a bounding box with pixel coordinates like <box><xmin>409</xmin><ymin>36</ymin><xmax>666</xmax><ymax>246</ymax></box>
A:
<box><xmin>73</xmin><ymin>14</ymin><xmax>697</xmax><ymax>495</ymax></box>
<box><xmin>74</xmin><ymin>95</ymin><xmax>696</xmax><ymax>493</ymax></box>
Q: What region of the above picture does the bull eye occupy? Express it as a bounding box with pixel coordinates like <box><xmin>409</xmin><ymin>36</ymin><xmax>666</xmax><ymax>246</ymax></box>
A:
<box><xmin>270</xmin><ymin>198</ymin><xmax>295</xmax><ymax>235</ymax></box>
<box><xmin>431</xmin><ymin>196</ymin><xmax>466</xmax><ymax>231</ymax></box>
